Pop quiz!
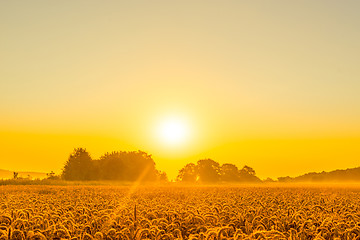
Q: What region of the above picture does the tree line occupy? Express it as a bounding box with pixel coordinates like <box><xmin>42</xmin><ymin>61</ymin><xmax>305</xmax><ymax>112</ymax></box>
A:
<box><xmin>61</xmin><ymin>148</ymin><xmax>261</xmax><ymax>183</ymax></box>
<box><xmin>176</xmin><ymin>159</ymin><xmax>261</xmax><ymax>183</ymax></box>
<box><xmin>62</xmin><ymin>148</ymin><xmax>167</xmax><ymax>182</ymax></box>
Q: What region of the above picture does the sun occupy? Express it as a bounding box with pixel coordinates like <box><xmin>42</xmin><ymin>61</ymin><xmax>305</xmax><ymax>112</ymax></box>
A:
<box><xmin>158</xmin><ymin>117</ymin><xmax>189</xmax><ymax>146</ymax></box>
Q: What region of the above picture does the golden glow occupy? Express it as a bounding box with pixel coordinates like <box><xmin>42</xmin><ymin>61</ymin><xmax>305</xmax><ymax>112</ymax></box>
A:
<box><xmin>158</xmin><ymin>117</ymin><xmax>189</xmax><ymax>146</ymax></box>
<box><xmin>1</xmin><ymin>1</ymin><xmax>360</xmax><ymax>181</ymax></box>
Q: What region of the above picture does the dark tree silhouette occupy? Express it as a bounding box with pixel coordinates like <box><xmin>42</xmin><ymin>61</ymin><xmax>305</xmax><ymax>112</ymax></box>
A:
<box><xmin>176</xmin><ymin>160</ymin><xmax>261</xmax><ymax>184</ymax></box>
<box><xmin>98</xmin><ymin>150</ymin><xmax>159</xmax><ymax>182</ymax></box>
<box><xmin>240</xmin><ymin>165</ymin><xmax>256</xmax><ymax>176</ymax></box>
<box><xmin>177</xmin><ymin>163</ymin><xmax>198</xmax><ymax>182</ymax></box>
<box><xmin>61</xmin><ymin>149</ymin><xmax>165</xmax><ymax>182</ymax></box>
<box><xmin>98</xmin><ymin>152</ymin><xmax>126</xmax><ymax>180</ymax></box>
<box><xmin>158</xmin><ymin>171</ymin><xmax>168</xmax><ymax>182</ymax></box>
<box><xmin>264</xmin><ymin>177</ymin><xmax>275</xmax><ymax>183</ymax></box>
<box><xmin>62</xmin><ymin>148</ymin><xmax>94</xmax><ymax>181</ymax></box>
<box><xmin>278</xmin><ymin>176</ymin><xmax>293</xmax><ymax>182</ymax></box>
<box><xmin>239</xmin><ymin>165</ymin><xmax>261</xmax><ymax>182</ymax></box>
<box><xmin>197</xmin><ymin>159</ymin><xmax>221</xmax><ymax>183</ymax></box>
<box><xmin>46</xmin><ymin>171</ymin><xmax>60</xmax><ymax>180</ymax></box>
<box><xmin>221</xmin><ymin>163</ymin><xmax>240</xmax><ymax>182</ymax></box>
<box><xmin>124</xmin><ymin>151</ymin><xmax>158</xmax><ymax>181</ymax></box>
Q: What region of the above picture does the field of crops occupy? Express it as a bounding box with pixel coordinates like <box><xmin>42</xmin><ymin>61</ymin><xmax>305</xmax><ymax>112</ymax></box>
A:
<box><xmin>1</xmin><ymin>185</ymin><xmax>360</xmax><ymax>240</ymax></box>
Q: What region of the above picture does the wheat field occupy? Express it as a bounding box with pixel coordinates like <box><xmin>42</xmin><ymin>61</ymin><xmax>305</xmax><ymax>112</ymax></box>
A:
<box><xmin>1</xmin><ymin>185</ymin><xmax>360</xmax><ymax>240</ymax></box>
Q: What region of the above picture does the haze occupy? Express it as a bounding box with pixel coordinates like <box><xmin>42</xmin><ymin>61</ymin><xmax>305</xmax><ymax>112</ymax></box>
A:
<box><xmin>1</xmin><ymin>1</ymin><xmax>359</xmax><ymax>180</ymax></box>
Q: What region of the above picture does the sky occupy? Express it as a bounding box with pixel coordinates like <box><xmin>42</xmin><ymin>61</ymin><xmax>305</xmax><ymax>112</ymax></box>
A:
<box><xmin>1</xmin><ymin>1</ymin><xmax>360</xmax><ymax>180</ymax></box>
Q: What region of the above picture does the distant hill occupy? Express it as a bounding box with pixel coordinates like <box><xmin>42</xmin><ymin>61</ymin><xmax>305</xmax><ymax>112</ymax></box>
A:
<box><xmin>0</xmin><ymin>169</ymin><xmax>47</xmax><ymax>180</ymax></box>
<box><xmin>278</xmin><ymin>167</ymin><xmax>360</xmax><ymax>182</ymax></box>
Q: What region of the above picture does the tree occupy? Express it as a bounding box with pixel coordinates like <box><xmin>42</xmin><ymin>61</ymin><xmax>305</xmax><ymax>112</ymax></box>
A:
<box><xmin>61</xmin><ymin>148</ymin><xmax>165</xmax><ymax>182</ymax></box>
<box><xmin>197</xmin><ymin>159</ymin><xmax>221</xmax><ymax>183</ymax></box>
<box><xmin>176</xmin><ymin>159</ymin><xmax>262</xmax><ymax>184</ymax></box>
<box><xmin>278</xmin><ymin>176</ymin><xmax>293</xmax><ymax>183</ymax></box>
<box><xmin>46</xmin><ymin>171</ymin><xmax>60</xmax><ymax>180</ymax></box>
<box><xmin>158</xmin><ymin>171</ymin><xmax>168</xmax><ymax>182</ymax></box>
<box><xmin>239</xmin><ymin>165</ymin><xmax>261</xmax><ymax>182</ymax></box>
<box><xmin>98</xmin><ymin>150</ymin><xmax>159</xmax><ymax>182</ymax></box>
<box><xmin>177</xmin><ymin>163</ymin><xmax>198</xmax><ymax>183</ymax></box>
<box><xmin>62</xmin><ymin>148</ymin><xmax>94</xmax><ymax>181</ymax></box>
<box><xmin>220</xmin><ymin>163</ymin><xmax>240</xmax><ymax>182</ymax></box>
<box><xmin>122</xmin><ymin>151</ymin><xmax>158</xmax><ymax>181</ymax></box>
<box><xmin>264</xmin><ymin>177</ymin><xmax>275</xmax><ymax>183</ymax></box>
<box><xmin>240</xmin><ymin>165</ymin><xmax>256</xmax><ymax>176</ymax></box>
<box><xmin>98</xmin><ymin>152</ymin><xmax>126</xmax><ymax>180</ymax></box>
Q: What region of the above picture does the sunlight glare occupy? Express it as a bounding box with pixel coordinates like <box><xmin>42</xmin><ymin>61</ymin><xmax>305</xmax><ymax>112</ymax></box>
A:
<box><xmin>159</xmin><ymin>117</ymin><xmax>189</xmax><ymax>146</ymax></box>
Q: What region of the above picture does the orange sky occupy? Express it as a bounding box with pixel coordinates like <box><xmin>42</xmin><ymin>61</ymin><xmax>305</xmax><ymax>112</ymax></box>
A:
<box><xmin>1</xmin><ymin>1</ymin><xmax>360</xmax><ymax>180</ymax></box>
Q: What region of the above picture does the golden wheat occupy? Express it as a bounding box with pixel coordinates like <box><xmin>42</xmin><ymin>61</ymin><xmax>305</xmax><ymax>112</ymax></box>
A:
<box><xmin>0</xmin><ymin>185</ymin><xmax>360</xmax><ymax>239</ymax></box>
